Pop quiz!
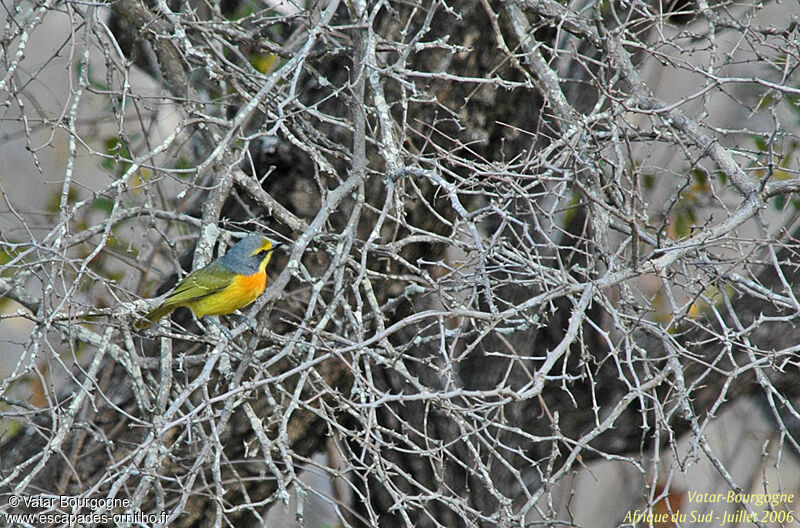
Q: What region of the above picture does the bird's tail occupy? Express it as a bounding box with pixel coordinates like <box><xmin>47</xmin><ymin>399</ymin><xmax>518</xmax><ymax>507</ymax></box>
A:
<box><xmin>134</xmin><ymin>304</ymin><xmax>174</xmax><ymax>329</ymax></box>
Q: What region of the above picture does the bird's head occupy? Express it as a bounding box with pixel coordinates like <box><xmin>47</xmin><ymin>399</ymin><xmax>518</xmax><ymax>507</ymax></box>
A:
<box><xmin>219</xmin><ymin>234</ymin><xmax>279</xmax><ymax>275</ymax></box>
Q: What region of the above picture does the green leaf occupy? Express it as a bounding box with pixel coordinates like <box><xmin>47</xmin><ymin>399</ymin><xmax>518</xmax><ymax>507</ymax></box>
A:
<box><xmin>91</xmin><ymin>197</ymin><xmax>114</xmax><ymax>214</ymax></box>
<box><xmin>102</xmin><ymin>137</ymin><xmax>133</xmax><ymax>176</ymax></box>
<box><xmin>691</xmin><ymin>167</ymin><xmax>708</xmax><ymax>186</ymax></box>
<box><xmin>45</xmin><ymin>187</ymin><xmax>78</xmax><ymax>214</ymax></box>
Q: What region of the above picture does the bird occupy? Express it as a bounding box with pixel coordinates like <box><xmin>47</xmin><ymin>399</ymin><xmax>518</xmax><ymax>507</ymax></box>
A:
<box><xmin>135</xmin><ymin>234</ymin><xmax>279</xmax><ymax>330</ymax></box>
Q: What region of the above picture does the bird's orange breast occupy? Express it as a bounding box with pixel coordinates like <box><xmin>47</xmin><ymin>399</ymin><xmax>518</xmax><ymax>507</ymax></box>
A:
<box><xmin>228</xmin><ymin>271</ymin><xmax>267</xmax><ymax>307</ymax></box>
<box><xmin>188</xmin><ymin>271</ymin><xmax>266</xmax><ymax>318</ymax></box>
<box><xmin>233</xmin><ymin>270</ymin><xmax>267</xmax><ymax>299</ymax></box>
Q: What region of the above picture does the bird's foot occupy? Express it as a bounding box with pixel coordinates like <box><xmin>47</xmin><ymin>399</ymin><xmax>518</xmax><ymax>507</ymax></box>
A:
<box><xmin>233</xmin><ymin>312</ymin><xmax>259</xmax><ymax>333</ymax></box>
<box><xmin>203</xmin><ymin>316</ymin><xmax>234</xmax><ymax>341</ymax></box>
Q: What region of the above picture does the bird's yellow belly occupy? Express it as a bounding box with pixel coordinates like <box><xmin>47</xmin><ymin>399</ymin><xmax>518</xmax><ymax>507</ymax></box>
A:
<box><xmin>187</xmin><ymin>272</ymin><xmax>266</xmax><ymax>318</ymax></box>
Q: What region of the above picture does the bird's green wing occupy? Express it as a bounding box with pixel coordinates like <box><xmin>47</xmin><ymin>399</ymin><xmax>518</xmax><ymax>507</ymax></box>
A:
<box><xmin>160</xmin><ymin>262</ymin><xmax>233</xmax><ymax>307</ymax></box>
<box><xmin>137</xmin><ymin>262</ymin><xmax>235</xmax><ymax>327</ymax></box>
